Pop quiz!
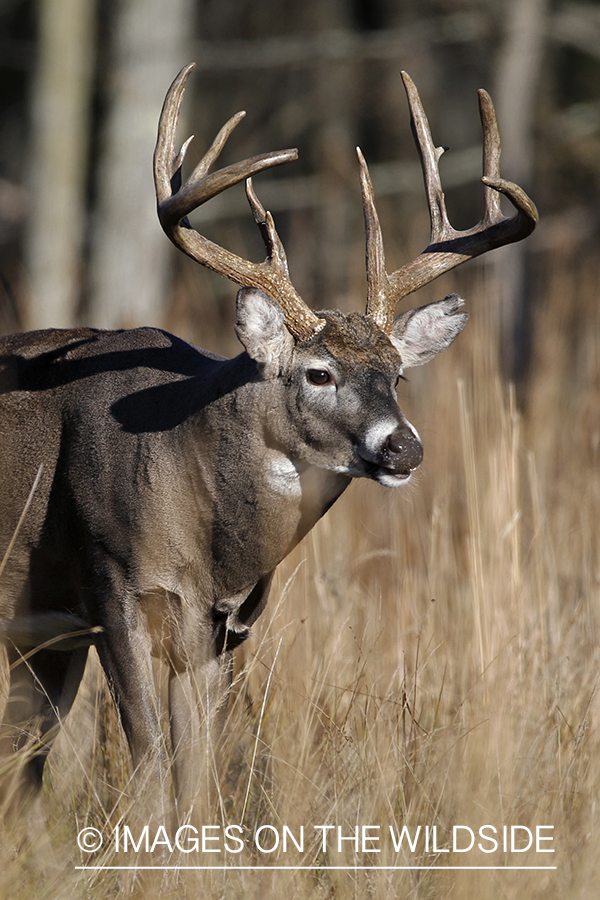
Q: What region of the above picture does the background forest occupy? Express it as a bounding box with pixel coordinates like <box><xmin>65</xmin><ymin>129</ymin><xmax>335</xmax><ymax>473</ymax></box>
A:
<box><xmin>0</xmin><ymin>0</ymin><xmax>598</xmax><ymax>371</ymax></box>
<box><xmin>1</xmin><ymin>1</ymin><xmax>600</xmax><ymax>899</ymax></box>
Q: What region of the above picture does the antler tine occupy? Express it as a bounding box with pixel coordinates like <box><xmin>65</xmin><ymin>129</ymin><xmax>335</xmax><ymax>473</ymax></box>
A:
<box><xmin>154</xmin><ymin>62</ymin><xmax>195</xmax><ymax>203</ymax></box>
<box><xmin>402</xmin><ymin>71</ymin><xmax>452</xmax><ymax>245</ymax></box>
<box><xmin>477</xmin><ymin>88</ymin><xmax>539</xmax><ymax>231</ymax></box>
<box><xmin>478</xmin><ymin>88</ymin><xmax>503</xmax><ymax>224</ymax></box>
<box><xmin>246</xmin><ymin>177</ymin><xmax>292</xmax><ymax>277</ymax></box>
<box><xmin>358</xmin><ymin>147</ymin><xmax>392</xmax><ymax>332</ymax></box>
<box><xmin>362</xmin><ymin>71</ymin><xmax>539</xmax><ymax>334</ymax></box>
<box><xmin>154</xmin><ymin>64</ymin><xmax>325</xmax><ymax>342</ymax></box>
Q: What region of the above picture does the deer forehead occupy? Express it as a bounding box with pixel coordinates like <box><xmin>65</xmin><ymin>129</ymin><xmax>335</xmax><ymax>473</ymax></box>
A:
<box><xmin>296</xmin><ymin>310</ymin><xmax>401</xmax><ymax>375</ymax></box>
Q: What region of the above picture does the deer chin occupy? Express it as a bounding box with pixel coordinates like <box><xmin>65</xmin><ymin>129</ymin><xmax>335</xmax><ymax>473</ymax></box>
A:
<box><xmin>357</xmin><ymin>457</ymin><xmax>414</xmax><ymax>487</ymax></box>
<box><xmin>372</xmin><ymin>467</ymin><xmax>413</xmax><ymax>488</ymax></box>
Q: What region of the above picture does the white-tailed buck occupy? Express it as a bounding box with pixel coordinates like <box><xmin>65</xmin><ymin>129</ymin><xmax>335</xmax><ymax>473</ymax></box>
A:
<box><xmin>0</xmin><ymin>65</ymin><xmax>537</xmax><ymax>818</ymax></box>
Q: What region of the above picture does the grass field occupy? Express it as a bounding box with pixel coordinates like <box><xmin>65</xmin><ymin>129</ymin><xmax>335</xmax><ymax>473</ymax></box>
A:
<box><xmin>1</xmin><ymin>254</ymin><xmax>599</xmax><ymax>898</ymax></box>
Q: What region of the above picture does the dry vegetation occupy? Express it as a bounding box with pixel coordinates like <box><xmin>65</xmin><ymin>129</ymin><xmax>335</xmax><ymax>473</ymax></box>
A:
<box><xmin>1</xmin><ymin>250</ymin><xmax>599</xmax><ymax>898</ymax></box>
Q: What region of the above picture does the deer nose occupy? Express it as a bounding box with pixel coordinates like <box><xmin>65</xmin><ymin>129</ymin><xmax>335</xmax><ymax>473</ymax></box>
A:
<box><xmin>384</xmin><ymin>423</ymin><xmax>423</xmax><ymax>473</ymax></box>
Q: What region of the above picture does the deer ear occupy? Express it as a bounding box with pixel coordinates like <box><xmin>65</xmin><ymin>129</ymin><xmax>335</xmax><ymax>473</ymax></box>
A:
<box><xmin>235</xmin><ymin>288</ymin><xmax>295</xmax><ymax>374</ymax></box>
<box><xmin>389</xmin><ymin>293</ymin><xmax>468</xmax><ymax>369</ymax></box>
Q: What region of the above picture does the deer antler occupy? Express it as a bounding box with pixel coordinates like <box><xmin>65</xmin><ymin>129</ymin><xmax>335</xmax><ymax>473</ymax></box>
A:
<box><xmin>154</xmin><ymin>63</ymin><xmax>324</xmax><ymax>341</ymax></box>
<box><xmin>359</xmin><ymin>71</ymin><xmax>539</xmax><ymax>335</ymax></box>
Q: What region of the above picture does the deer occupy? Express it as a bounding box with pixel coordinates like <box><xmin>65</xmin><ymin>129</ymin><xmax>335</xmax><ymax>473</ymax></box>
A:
<box><xmin>0</xmin><ymin>64</ymin><xmax>537</xmax><ymax>822</ymax></box>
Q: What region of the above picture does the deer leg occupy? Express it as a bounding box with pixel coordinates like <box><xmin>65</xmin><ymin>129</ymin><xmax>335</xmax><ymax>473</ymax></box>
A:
<box><xmin>94</xmin><ymin>611</ymin><xmax>171</xmax><ymax>821</ymax></box>
<box><xmin>168</xmin><ymin>668</ymin><xmax>201</xmax><ymax>821</ymax></box>
<box><xmin>168</xmin><ymin>649</ymin><xmax>233</xmax><ymax>821</ymax></box>
<box><xmin>0</xmin><ymin>645</ymin><xmax>89</xmax><ymax>816</ymax></box>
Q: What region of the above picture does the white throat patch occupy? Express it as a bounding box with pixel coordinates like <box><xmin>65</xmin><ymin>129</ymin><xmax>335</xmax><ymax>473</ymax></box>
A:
<box><xmin>265</xmin><ymin>452</ymin><xmax>302</xmax><ymax>497</ymax></box>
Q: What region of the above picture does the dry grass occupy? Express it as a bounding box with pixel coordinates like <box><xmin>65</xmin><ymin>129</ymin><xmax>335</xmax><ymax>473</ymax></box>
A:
<box><xmin>1</xmin><ymin>253</ymin><xmax>599</xmax><ymax>898</ymax></box>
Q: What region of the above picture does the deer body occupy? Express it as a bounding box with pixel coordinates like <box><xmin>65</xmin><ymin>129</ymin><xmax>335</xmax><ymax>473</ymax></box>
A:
<box><xmin>0</xmin><ymin>65</ymin><xmax>537</xmax><ymax>817</ymax></box>
<box><xmin>0</xmin><ymin>291</ymin><xmax>456</xmax><ymax>809</ymax></box>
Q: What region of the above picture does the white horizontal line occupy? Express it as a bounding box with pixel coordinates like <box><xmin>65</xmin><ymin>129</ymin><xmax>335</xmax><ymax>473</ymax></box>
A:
<box><xmin>76</xmin><ymin>865</ymin><xmax>557</xmax><ymax>871</ymax></box>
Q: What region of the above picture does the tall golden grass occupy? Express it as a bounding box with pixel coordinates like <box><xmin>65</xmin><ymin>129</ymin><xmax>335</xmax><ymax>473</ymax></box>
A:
<box><xmin>1</xmin><ymin>251</ymin><xmax>599</xmax><ymax>898</ymax></box>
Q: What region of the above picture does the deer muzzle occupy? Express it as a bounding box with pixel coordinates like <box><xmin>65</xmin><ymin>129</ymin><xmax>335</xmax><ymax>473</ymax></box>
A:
<box><xmin>358</xmin><ymin>417</ymin><xmax>423</xmax><ymax>487</ymax></box>
<box><xmin>382</xmin><ymin>421</ymin><xmax>423</xmax><ymax>476</ymax></box>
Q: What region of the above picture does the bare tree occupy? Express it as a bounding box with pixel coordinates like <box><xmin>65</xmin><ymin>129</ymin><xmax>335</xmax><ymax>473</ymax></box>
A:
<box><xmin>25</xmin><ymin>0</ymin><xmax>95</xmax><ymax>329</ymax></box>
<box><xmin>87</xmin><ymin>0</ymin><xmax>193</xmax><ymax>328</ymax></box>
<box><xmin>492</xmin><ymin>0</ymin><xmax>549</xmax><ymax>377</ymax></box>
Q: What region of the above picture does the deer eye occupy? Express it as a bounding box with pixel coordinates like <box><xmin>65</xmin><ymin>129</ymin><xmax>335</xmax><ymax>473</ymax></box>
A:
<box><xmin>307</xmin><ymin>368</ymin><xmax>333</xmax><ymax>386</ymax></box>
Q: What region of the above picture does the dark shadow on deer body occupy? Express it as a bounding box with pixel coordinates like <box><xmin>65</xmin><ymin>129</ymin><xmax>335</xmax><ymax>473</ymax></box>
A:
<box><xmin>0</xmin><ymin>64</ymin><xmax>537</xmax><ymax>822</ymax></box>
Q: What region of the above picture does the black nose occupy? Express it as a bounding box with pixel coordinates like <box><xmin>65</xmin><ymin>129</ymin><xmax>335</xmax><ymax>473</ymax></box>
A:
<box><xmin>385</xmin><ymin>423</ymin><xmax>423</xmax><ymax>474</ymax></box>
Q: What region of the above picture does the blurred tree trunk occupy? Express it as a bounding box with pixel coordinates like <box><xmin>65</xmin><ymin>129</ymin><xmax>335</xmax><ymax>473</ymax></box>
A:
<box><xmin>313</xmin><ymin>0</ymin><xmax>358</xmax><ymax>310</ymax></box>
<box><xmin>25</xmin><ymin>0</ymin><xmax>95</xmax><ymax>329</ymax></box>
<box><xmin>492</xmin><ymin>0</ymin><xmax>548</xmax><ymax>379</ymax></box>
<box><xmin>87</xmin><ymin>0</ymin><xmax>193</xmax><ymax>329</ymax></box>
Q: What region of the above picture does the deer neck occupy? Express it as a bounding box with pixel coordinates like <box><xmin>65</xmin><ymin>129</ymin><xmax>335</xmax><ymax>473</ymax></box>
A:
<box><xmin>181</xmin><ymin>360</ymin><xmax>350</xmax><ymax>596</ymax></box>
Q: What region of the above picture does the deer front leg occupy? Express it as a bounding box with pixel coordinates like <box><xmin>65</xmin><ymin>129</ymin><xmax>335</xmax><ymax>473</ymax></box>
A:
<box><xmin>168</xmin><ymin>650</ymin><xmax>233</xmax><ymax>822</ymax></box>
<box><xmin>94</xmin><ymin>608</ymin><xmax>170</xmax><ymax>822</ymax></box>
